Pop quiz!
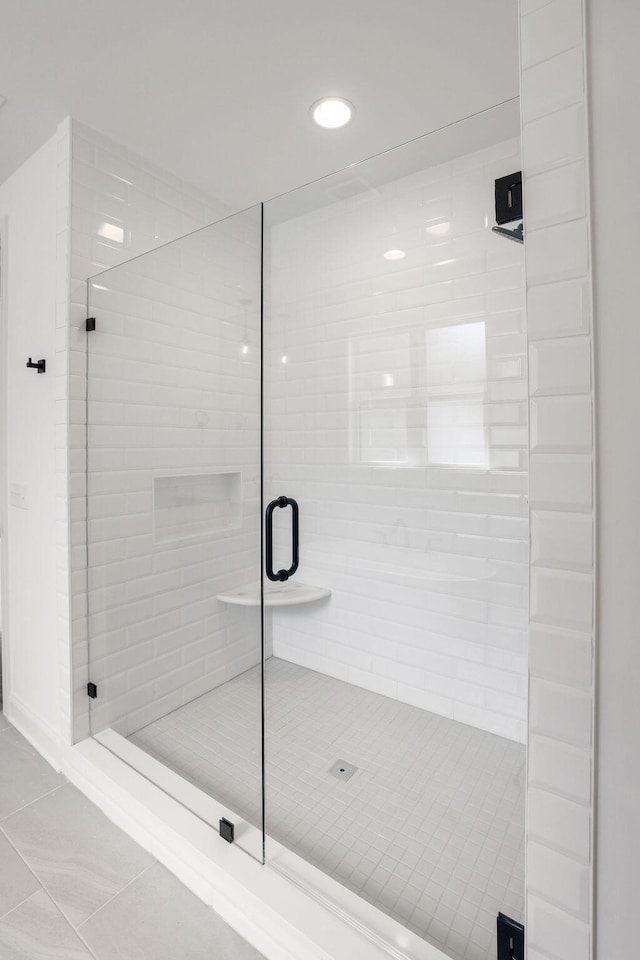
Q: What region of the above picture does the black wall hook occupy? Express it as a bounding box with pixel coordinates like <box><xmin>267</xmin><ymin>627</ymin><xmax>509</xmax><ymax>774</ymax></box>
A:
<box><xmin>26</xmin><ymin>358</ymin><xmax>46</xmax><ymax>374</ymax></box>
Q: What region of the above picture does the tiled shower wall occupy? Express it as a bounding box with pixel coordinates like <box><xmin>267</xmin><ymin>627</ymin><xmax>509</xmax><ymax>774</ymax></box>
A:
<box><xmin>520</xmin><ymin>0</ymin><xmax>595</xmax><ymax>958</ymax></box>
<box><xmin>66</xmin><ymin>120</ymin><xmax>233</xmax><ymax>741</ymax></box>
<box><xmin>265</xmin><ymin>135</ymin><xmax>529</xmax><ymax>743</ymax></box>
<box><xmin>86</xmin><ymin>214</ymin><xmax>263</xmax><ymax>737</ymax></box>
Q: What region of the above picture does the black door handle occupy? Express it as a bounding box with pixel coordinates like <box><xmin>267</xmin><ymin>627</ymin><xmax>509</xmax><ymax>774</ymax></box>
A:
<box><xmin>265</xmin><ymin>497</ymin><xmax>299</xmax><ymax>582</ymax></box>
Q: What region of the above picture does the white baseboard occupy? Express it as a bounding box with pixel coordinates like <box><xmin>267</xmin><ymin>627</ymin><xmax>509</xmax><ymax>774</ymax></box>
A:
<box><xmin>5</xmin><ymin>693</ymin><xmax>62</xmax><ymax>770</ymax></box>
<box><xmin>60</xmin><ymin>734</ymin><xmax>445</xmax><ymax>960</ymax></box>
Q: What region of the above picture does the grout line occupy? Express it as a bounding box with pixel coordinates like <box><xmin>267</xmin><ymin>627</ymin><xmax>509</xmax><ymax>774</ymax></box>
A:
<box><xmin>76</xmin><ymin>859</ymin><xmax>157</xmax><ymax>931</ymax></box>
<box><xmin>38</xmin><ymin>889</ymin><xmax>101</xmax><ymax>960</ymax></box>
<box><xmin>0</xmin><ymin>828</ymin><xmax>52</xmax><ymax>916</ymax></box>
<box><xmin>0</xmin><ymin>888</ymin><xmax>42</xmax><ymax>924</ymax></box>
<box><xmin>521</xmin><ymin>38</ymin><xmax>585</xmax><ymax>75</ymax></box>
<box><xmin>0</xmin><ymin>781</ymin><xmax>68</xmax><ymax>825</ymax></box>
<box><xmin>0</xmin><ymin>832</ymin><xmax>100</xmax><ymax>958</ymax></box>
<box><xmin>1</xmin><ymin>802</ymin><xmax>157</xmax><ymax>940</ymax></box>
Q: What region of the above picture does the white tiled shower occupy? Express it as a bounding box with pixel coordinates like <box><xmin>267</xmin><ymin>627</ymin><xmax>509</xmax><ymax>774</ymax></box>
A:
<box><xmin>81</xmin><ymin>112</ymin><xmax>530</xmax><ymax>745</ymax></box>
<box><xmin>79</xmin><ymin>103</ymin><xmax>529</xmax><ymax>960</ymax></box>
<box><xmin>66</xmin><ymin>120</ymin><xmax>233</xmax><ymax>744</ymax></box>
<box><xmin>264</xmin><ymin>129</ymin><xmax>528</xmax><ymax>743</ymax></box>
<box><xmin>86</xmin><ymin>211</ymin><xmax>264</xmax><ymax>738</ymax></box>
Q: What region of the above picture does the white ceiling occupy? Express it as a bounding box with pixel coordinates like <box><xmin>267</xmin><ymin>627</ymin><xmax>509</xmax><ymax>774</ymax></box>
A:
<box><xmin>0</xmin><ymin>0</ymin><xmax>519</xmax><ymax>210</ymax></box>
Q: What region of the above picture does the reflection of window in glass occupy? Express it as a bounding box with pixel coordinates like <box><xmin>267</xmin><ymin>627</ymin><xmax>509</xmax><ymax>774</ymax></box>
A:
<box><xmin>350</xmin><ymin>331</ymin><xmax>411</xmax><ymax>465</ymax></box>
<box><xmin>424</xmin><ymin>321</ymin><xmax>489</xmax><ymax>468</ymax></box>
<box><xmin>349</xmin><ymin>320</ymin><xmax>489</xmax><ymax>469</ymax></box>
<box><xmin>358</xmin><ymin>403</ymin><xmax>409</xmax><ymax>465</ymax></box>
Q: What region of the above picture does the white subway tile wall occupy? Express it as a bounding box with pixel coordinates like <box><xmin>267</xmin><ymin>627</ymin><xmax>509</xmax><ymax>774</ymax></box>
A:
<box><xmin>520</xmin><ymin>1</ymin><xmax>594</xmax><ymax>957</ymax></box>
<box><xmin>264</xmin><ymin>135</ymin><xmax>529</xmax><ymax>743</ymax></box>
<box><xmin>85</xmin><ymin>212</ymin><xmax>264</xmax><ymax>738</ymax></box>
<box><xmin>67</xmin><ymin>120</ymin><xmax>235</xmax><ymax>741</ymax></box>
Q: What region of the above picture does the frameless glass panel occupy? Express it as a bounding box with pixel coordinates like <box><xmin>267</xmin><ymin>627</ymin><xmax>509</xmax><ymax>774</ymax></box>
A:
<box><xmin>263</xmin><ymin>101</ymin><xmax>527</xmax><ymax>957</ymax></box>
<box><xmin>86</xmin><ymin>206</ymin><xmax>264</xmax><ymax>861</ymax></box>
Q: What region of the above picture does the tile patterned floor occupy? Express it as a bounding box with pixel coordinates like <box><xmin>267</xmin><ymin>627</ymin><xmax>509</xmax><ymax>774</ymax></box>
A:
<box><xmin>0</xmin><ymin>719</ymin><xmax>263</xmax><ymax>960</ymax></box>
<box><xmin>132</xmin><ymin>657</ymin><xmax>526</xmax><ymax>960</ymax></box>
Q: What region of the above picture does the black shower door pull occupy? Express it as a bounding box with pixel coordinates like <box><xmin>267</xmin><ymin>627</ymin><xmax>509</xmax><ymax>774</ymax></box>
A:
<box><xmin>265</xmin><ymin>496</ymin><xmax>299</xmax><ymax>582</ymax></box>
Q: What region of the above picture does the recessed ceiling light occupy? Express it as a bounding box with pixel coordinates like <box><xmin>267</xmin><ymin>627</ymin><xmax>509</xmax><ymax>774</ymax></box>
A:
<box><xmin>311</xmin><ymin>97</ymin><xmax>354</xmax><ymax>129</ymax></box>
<box><xmin>384</xmin><ymin>249</ymin><xmax>406</xmax><ymax>261</ymax></box>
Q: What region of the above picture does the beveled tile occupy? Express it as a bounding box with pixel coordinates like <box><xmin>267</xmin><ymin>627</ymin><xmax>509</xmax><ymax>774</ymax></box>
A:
<box><xmin>80</xmin><ymin>862</ymin><xmax>263</xmax><ymax>960</ymax></box>
<box><xmin>2</xmin><ymin>783</ymin><xmax>154</xmax><ymax>927</ymax></box>
<box><xmin>0</xmin><ymin>832</ymin><xmax>40</xmax><ymax>919</ymax></box>
<box><xmin>0</xmin><ymin>729</ymin><xmax>65</xmax><ymax>821</ymax></box>
<box><xmin>0</xmin><ymin>889</ymin><xmax>93</xmax><ymax>959</ymax></box>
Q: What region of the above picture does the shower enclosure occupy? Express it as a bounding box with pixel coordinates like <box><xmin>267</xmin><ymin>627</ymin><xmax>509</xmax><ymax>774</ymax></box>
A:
<box><xmin>85</xmin><ymin>100</ymin><xmax>527</xmax><ymax>960</ymax></box>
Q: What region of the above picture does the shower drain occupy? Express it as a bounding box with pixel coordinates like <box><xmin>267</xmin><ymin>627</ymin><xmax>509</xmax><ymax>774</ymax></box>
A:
<box><xmin>328</xmin><ymin>759</ymin><xmax>358</xmax><ymax>782</ymax></box>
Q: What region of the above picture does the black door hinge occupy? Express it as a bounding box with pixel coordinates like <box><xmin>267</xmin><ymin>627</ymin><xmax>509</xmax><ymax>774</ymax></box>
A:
<box><xmin>497</xmin><ymin>913</ymin><xmax>524</xmax><ymax>960</ymax></box>
<box><xmin>495</xmin><ymin>171</ymin><xmax>523</xmax><ymax>225</ymax></box>
<box><xmin>219</xmin><ymin>818</ymin><xmax>234</xmax><ymax>843</ymax></box>
<box><xmin>87</xmin><ymin>682</ymin><xmax>97</xmax><ymax>699</ymax></box>
<box><xmin>86</xmin><ymin>317</ymin><xmax>96</xmax><ymax>332</ymax></box>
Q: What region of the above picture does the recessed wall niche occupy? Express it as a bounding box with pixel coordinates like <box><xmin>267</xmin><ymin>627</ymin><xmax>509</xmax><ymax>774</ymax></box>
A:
<box><xmin>153</xmin><ymin>471</ymin><xmax>242</xmax><ymax>543</ymax></box>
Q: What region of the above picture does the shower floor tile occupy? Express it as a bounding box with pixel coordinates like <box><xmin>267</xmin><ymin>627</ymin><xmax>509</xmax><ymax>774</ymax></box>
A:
<box><xmin>130</xmin><ymin>658</ymin><xmax>525</xmax><ymax>960</ymax></box>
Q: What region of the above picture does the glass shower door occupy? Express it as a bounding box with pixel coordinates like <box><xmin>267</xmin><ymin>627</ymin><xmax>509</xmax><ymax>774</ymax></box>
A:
<box><xmin>262</xmin><ymin>102</ymin><xmax>527</xmax><ymax>959</ymax></box>
<box><xmin>85</xmin><ymin>206</ymin><xmax>265</xmax><ymax>861</ymax></box>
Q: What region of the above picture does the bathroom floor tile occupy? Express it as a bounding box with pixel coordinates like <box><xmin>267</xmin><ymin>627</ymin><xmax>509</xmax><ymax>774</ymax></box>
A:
<box><xmin>0</xmin><ymin>831</ymin><xmax>41</xmax><ymax>919</ymax></box>
<box><xmin>0</xmin><ymin>729</ymin><xmax>65</xmax><ymax>821</ymax></box>
<box><xmin>132</xmin><ymin>657</ymin><xmax>526</xmax><ymax>960</ymax></box>
<box><xmin>0</xmin><ymin>889</ymin><xmax>94</xmax><ymax>960</ymax></box>
<box><xmin>79</xmin><ymin>861</ymin><xmax>264</xmax><ymax>960</ymax></box>
<box><xmin>2</xmin><ymin>783</ymin><xmax>154</xmax><ymax>928</ymax></box>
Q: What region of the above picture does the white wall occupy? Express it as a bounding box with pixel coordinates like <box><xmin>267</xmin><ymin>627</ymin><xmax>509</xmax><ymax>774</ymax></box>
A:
<box><xmin>588</xmin><ymin>1</ymin><xmax>640</xmax><ymax>955</ymax></box>
<box><xmin>265</xmin><ymin>128</ymin><xmax>529</xmax><ymax>742</ymax></box>
<box><xmin>0</xmin><ymin>126</ymin><xmax>67</xmax><ymax>752</ymax></box>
